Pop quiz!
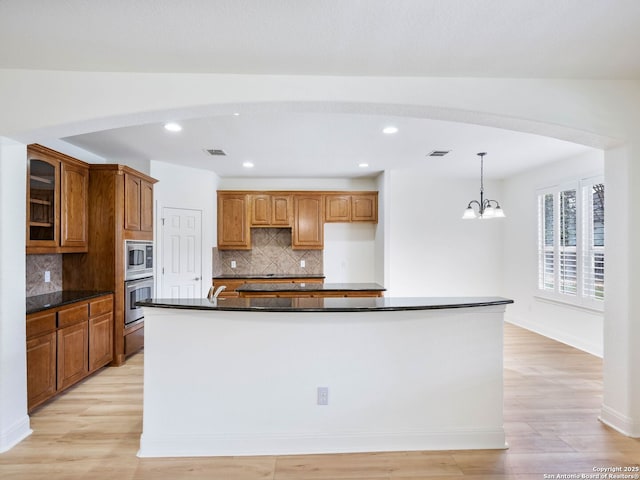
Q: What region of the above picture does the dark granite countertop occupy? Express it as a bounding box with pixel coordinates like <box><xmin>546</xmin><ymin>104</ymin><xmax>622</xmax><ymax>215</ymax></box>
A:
<box><xmin>213</xmin><ymin>274</ymin><xmax>326</xmax><ymax>280</ymax></box>
<box><xmin>138</xmin><ymin>296</ymin><xmax>513</xmax><ymax>313</ymax></box>
<box><xmin>237</xmin><ymin>282</ymin><xmax>385</xmax><ymax>292</ymax></box>
<box><xmin>27</xmin><ymin>290</ymin><xmax>113</xmax><ymax>315</ymax></box>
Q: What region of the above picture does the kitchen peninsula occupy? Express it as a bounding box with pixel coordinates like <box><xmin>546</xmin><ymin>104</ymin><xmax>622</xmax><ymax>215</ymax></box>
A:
<box><xmin>137</xmin><ymin>296</ymin><xmax>513</xmax><ymax>457</ymax></box>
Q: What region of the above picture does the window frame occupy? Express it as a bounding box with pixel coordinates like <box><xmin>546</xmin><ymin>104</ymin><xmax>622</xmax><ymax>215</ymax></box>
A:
<box><xmin>536</xmin><ymin>175</ymin><xmax>604</xmax><ymax>311</ymax></box>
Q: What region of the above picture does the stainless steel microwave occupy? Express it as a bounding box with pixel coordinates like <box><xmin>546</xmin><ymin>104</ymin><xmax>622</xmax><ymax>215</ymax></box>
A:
<box><xmin>125</xmin><ymin>240</ymin><xmax>153</xmax><ymax>280</ymax></box>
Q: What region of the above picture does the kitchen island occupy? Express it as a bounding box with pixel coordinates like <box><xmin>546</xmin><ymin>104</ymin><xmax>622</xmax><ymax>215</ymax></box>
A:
<box><xmin>137</xmin><ymin>296</ymin><xmax>513</xmax><ymax>457</ymax></box>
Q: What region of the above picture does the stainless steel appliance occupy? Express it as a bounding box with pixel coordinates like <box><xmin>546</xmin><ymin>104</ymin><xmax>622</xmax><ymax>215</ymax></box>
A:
<box><xmin>125</xmin><ymin>240</ymin><xmax>153</xmax><ymax>280</ymax></box>
<box><xmin>125</xmin><ymin>276</ymin><xmax>154</xmax><ymax>326</ymax></box>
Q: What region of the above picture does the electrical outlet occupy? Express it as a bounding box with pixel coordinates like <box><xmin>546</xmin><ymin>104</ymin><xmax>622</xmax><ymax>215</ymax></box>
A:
<box><xmin>44</xmin><ymin>271</ymin><xmax>51</xmax><ymax>283</ymax></box>
<box><xmin>231</xmin><ymin>260</ymin><xmax>236</xmax><ymax>268</ymax></box>
<box><xmin>317</xmin><ymin>386</ymin><xmax>329</xmax><ymax>405</ymax></box>
<box><xmin>300</xmin><ymin>259</ymin><xmax>305</xmax><ymax>268</ymax></box>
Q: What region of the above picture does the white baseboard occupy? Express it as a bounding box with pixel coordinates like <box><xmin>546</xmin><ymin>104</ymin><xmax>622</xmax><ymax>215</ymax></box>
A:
<box><xmin>0</xmin><ymin>415</ymin><xmax>32</xmax><ymax>453</ymax></box>
<box><xmin>505</xmin><ymin>314</ymin><xmax>602</xmax><ymax>357</ymax></box>
<box><xmin>138</xmin><ymin>428</ymin><xmax>507</xmax><ymax>457</ymax></box>
<box><xmin>600</xmin><ymin>404</ymin><xmax>640</xmax><ymax>438</ymax></box>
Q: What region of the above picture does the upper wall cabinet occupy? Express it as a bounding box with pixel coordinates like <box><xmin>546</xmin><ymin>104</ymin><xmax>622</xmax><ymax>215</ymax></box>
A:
<box><xmin>124</xmin><ymin>173</ymin><xmax>154</xmax><ymax>234</ymax></box>
<box><xmin>27</xmin><ymin>144</ymin><xmax>89</xmax><ymax>254</ymax></box>
<box><xmin>292</xmin><ymin>194</ymin><xmax>324</xmax><ymax>250</ymax></box>
<box><xmin>218</xmin><ymin>192</ymin><xmax>251</xmax><ymax>250</ymax></box>
<box><xmin>250</xmin><ymin>193</ymin><xmax>292</xmax><ymax>227</ymax></box>
<box><xmin>217</xmin><ymin>190</ymin><xmax>377</xmax><ymax>251</ymax></box>
<box><xmin>324</xmin><ymin>192</ymin><xmax>378</xmax><ymax>223</ymax></box>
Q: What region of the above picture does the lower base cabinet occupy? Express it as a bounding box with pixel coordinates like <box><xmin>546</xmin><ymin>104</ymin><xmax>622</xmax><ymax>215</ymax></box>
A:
<box><xmin>89</xmin><ymin>313</ymin><xmax>114</xmax><ymax>371</ymax></box>
<box><xmin>26</xmin><ymin>332</ymin><xmax>57</xmax><ymax>410</ymax></box>
<box><xmin>26</xmin><ymin>293</ymin><xmax>114</xmax><ymax>412</ymax></box>
<box><xmin>57</xmin><ymin>321</ymin><xmax>89</xmax><ymax>391</ymax></box>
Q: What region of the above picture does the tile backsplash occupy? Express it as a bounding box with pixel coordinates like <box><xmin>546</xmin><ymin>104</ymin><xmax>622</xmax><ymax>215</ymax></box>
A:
<box><xmin>26</xmin><ymin>254</ymin><xmax>63</xmax><ymax>296</ymax></box>
<box><xmin>214</xmin><ymin>228</ymin><xmax>323</xmax><ymax>276</ymax></box>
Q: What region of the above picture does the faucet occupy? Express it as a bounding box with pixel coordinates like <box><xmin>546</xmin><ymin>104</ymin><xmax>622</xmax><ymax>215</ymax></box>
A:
<box><xmin>207</xmin><ymin>285</ymin><xmax>226</xmax><ymax>302</ymax></box>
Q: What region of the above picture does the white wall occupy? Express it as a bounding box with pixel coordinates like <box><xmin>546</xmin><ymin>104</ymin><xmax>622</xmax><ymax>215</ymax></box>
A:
<box><xmin>0</xmin><ymin>139</ymin><xmax>31</xmax><ymax>452</ymax></box>
<box><xmin>150</xmin><ymin>161</ymin><xmax>220</xmax><ymax>297</ymax></box>
<box><xmin>323</xmin><ymin>223</ymin><xmax>376</xmax><ymax>283</ymax></box>
<box><xmin>502</xmin><ymin>151</ymin><xmax>605</xmax><ymax>356</ymax></box>
<box><xmin>386</xmin><ymin>168</ymin><xmax>504</xmax><ymax>297</ymax></box>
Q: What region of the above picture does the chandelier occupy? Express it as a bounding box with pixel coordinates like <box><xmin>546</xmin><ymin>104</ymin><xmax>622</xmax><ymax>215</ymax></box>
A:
<box><xmin>462</xmin><ymin>152</ymin><xmax>506</xmax><ymax>219</ymax></box>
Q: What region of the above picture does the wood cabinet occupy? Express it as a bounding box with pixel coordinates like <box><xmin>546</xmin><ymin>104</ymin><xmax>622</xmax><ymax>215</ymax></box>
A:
<box><xmin>60</xmin><ymin>161</ymin><xmax>89</xmax><ymax>247</ymax></box>
<box><xmin>63</xmin><ymin>165</ymin><xmax>156</xmax><ymax>365</ymax></box>
<box><xmin>250</xmin><ymin>194</ymin><xmax>292</xmax><ymax>227</ymax></box>
<box><xmin>293</xmin><ymin>194</ymin><xmax>324</xmax><ymax>249</ymax></box>
<box><xmin>88</xmin><ymin>295</ymin><xmax>114</xmax><ymax>372</ymax></box>
<box><xmin>324</xmin><ymin>194</ymin><xmax>351</xmax><ymax>222</ymax></box>
<box><xmin>239</xmin><ymin>289</ymin><xmax>384</xmax><ymax>298</ymax></box>
<box><xmin>26</xmin><ymin>293</ymin><xmax>113</xmax><ymax>412</ymax></box>
<box><xmin>325</xmin><ymin>192</ymin><xmax>378</xmax><ymax>223</ymax></box>
<box><xmin>57</xmin><ymin>320</ymin><xmax>89</xmax><ymax>390</ymax></box>
<box><xmin>218</xmin><ymin>192</ymin><xmax>251</xmax><ymax>249</ymax></box>
<box><xmin>26</xmin><ymin>312</ymin><xmax>57</xmax><ymax>411</ymax></box>
<box><xmin>218</xmin><ymin>190</ymin><xmax>377</xmax><ymax>251</ymax></box>
<box><xmin>27</xmin><ymin>144</ymin><xmax>89</xmax><ymax>254</ymax></box>
<box><xmin>124</xmin><ymin>173</ymin><xmax>154</xmax><ymax>233</ymax></box>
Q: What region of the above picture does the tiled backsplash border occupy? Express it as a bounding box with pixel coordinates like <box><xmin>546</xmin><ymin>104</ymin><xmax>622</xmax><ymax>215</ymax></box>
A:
<box><xmin>214</xmin><ymin>228</ymin><xmax>322</xmax><ymax>276</ymax></box>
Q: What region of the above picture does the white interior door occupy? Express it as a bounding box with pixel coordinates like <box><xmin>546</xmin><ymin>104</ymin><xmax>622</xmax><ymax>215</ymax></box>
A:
<box><xmin>160</xmin><ymin>207</ymin><xmax>202</xmax><ymax>298</ymax></box>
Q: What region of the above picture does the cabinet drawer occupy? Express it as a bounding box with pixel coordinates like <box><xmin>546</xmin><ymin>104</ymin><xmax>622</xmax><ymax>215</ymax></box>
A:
<box><xmin>57</xmin><ymin>303</ymin><xmax>88</xmax><ymax>328</ymax></box>
<box><xmin>90</xmin><ymin>295</ymin><xmax>113</xmax><ymax>317</ymax></box>
<box><xmin>125</xmin><ymin>327</ymin><xmax>144</xmax><ymax>356</ymax></box>
<box><xmin>26</xmin><ymin>311</ymin><xmax>56</xmax><ymax>339</ymax></box>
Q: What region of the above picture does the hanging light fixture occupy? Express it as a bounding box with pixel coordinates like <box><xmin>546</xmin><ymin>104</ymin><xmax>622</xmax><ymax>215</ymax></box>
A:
<box><xmin>462</xmin><ymin>152</ymin><xmax>506</xmax><ymax>220</ymax></box>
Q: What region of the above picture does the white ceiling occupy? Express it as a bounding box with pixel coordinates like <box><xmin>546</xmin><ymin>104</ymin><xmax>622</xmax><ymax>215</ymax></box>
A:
<box><xmin>3</xmin><ymin>0</ymin><xmax>631</xmax><ymax>178</ymax></box>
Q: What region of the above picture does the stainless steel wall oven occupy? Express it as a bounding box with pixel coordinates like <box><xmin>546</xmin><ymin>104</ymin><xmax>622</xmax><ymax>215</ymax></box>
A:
<box><xmin>125</xmin><ymin>276</ymin><xmax>154</xmax><ymax>326</ymax></box>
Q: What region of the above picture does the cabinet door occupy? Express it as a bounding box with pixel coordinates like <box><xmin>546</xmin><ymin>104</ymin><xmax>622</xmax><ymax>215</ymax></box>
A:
<box><xmin>271</xmin><ymin>195</ymin><xmax>291</xmax><ymax>226</ymax></box>
<box><xmin>218</xmin><ymin>193</ymin><xmax>250</xmax><ymax>249</ymax></box>
<box><xmin>124</xmin><ymin>173</ymin><xmax>142</xmax><ymax>231</ymax></box>
<box><xmin>140</xmin><ymin>180</ymin><xmax>154</xmax><ymax>232</ymax></box>
<box><xmin>324</xmin><ymin>194</ymin><xmax>351</xmax><ymax>222</ymax></box>
<box><xmin>89</xmin><ymin>312</ymin><xmax>113</xmax><ymax>372</ymax></box>
<box><xmin>60</xmin><ymin>161</ymin><xmax>89</xmax><ymax>249</ymax></box>
<box><xmin>293</xmin><ymin>194</ymin><xmax>324</xmax><ymax>249</ymax></box>
<box><xmin>27</xmin><ymin>155</ymin><xmax>60</xmax><ymax>248</ymax></box>
<box><xmin>251</xmin><ymin>194</ymin><xmax>271</xmax><ymax>226</ymax></box>
<box><xmin>351</xmin><ymin>193</ymin><xmax>378</xmax><ymax>222</ymax></box>
<box><xmin>57</xmin><ymin>321</ymin><xmax>89</xmax><ymax>391</ymax></box>
<box><xmin>27</xmin><ymin>332</ymin><xmax>57</xmax><ymax>411</ymax></box>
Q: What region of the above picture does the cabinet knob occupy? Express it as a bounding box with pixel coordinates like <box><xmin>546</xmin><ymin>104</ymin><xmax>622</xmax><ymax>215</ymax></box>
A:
<box><xmin>194</xmin><ymin>277</ymin><xmax>201</xmax><ymax>281</ymax></box>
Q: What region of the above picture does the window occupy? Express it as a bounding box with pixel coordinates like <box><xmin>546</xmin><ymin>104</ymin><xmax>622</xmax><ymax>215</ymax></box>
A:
<box><xmin>537</xmin><ymin>177</ymin><xmax>604</xmax><ymax>309</ymax></box>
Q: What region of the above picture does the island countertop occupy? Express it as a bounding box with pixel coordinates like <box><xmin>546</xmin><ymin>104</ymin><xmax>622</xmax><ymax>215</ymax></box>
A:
<box><xmin>137</xmin><ymin>296</ymin><xmax>513</xmax><ymax>312</ymax></box>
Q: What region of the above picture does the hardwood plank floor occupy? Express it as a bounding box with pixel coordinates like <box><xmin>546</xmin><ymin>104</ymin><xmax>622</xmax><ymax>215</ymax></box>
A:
<box><xmin>1</xmin><ymin>323</ymin><xmax>639</xmax><ymax>479</ymax></box>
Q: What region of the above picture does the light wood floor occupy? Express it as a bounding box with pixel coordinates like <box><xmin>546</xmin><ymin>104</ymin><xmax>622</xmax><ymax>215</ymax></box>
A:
<box><xmin>1</xmin><ymin>323</ymin><xmax>639</xmax><ymax>479</ymax></box>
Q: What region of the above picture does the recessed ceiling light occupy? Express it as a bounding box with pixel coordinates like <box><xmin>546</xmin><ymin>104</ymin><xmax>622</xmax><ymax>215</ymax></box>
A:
<box><xmin>233</xmin><ymin>112</ymin><xmax>240</xmax><ymax>116</ymax></box>
<box><xmin>164</xmin><ymin>122</ymin><xmax>182</xmax><ymax>132</ymax></box>
<box><xmin>382</xmin><ymin>126</ymin><xmax>398</xmax><ymax>134</ymax></box>
<box><xmin>242</xmin><ymin>161</ymin><xmax>254</xmax><ymax>169</ymax></box>
<box><xmin>358</xmin><ymin>163</ymin><xmax>369</xmax><ymax>168</ymax></box>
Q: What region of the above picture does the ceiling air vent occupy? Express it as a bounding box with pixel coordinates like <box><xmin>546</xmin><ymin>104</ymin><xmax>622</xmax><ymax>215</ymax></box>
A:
<box><xmin>427</xmin><ymin>150</ymin><xmax>451</xmax><ymax>157</ymax></box>
<box><xmin>204</xmin><ymin>148</ymin><xmax>227</xmax><ymax>156</ymax></box>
